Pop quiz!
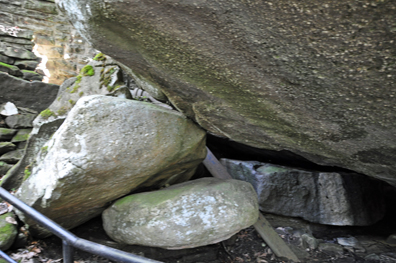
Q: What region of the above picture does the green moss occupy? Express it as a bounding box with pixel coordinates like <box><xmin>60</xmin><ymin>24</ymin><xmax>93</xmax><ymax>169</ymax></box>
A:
<box><xmin>21</xmin><ymin>69</ymin><xmax>37</xmax><ymax>74</ymax></box>
<box><xmin>0</xmin><ymin>62</ymin><xmax>17</xmax><ymax>69</ymax></box>
<box><xmin>41</xmin><ymin>146</ymin><xmax>48</xmax><ymax>152</ymax></box>
<box><xmin>70</xmin><ymin>85</ymin><xmax>79</xmax><ymax>93</ymax></box>
<box><xmin>107</xmin><ymin>85</ymin><xmax>116</xmax><ymax>92</ymax></box>
<box><xmin>93</xmin><ymin>52</ymin><xmax>106</xmax><ymax>61</ymax></box>
<box><xmin>57</xmin><ymin>106</ymin><xmax>68</xmax><ymax>116</ymax></box>
<box><xmin>80</xmin><ymin>65</ymin><xmax>95</xmax><ymax>76</ymax></box>
<box><xmin>68</xmin><ymin>99</ymin><xmax>76</xmax><ymax>106</ymax></box>
<box><xmin>105</xmin><ymin>67</ymin><xmax>116</xmax><ymax>75</ymax></box>
<box><xmin>79</xmin><ymin>91</ymin><xmax>84</xmax><ymax>97</ymax></box>
<box><xmin>57</xmin><ymin>96</ymin><xmax>61</xmax><ymax>101</ymax></box>
<box><xmin>39</xmin><ymin>109</ymin><xmax>55</xmax><ymax>119</ymax></box>
<box><xmin>23</xmin><ymin>165</ymin><xmax>31</xmax><ymax>182</ymax></box>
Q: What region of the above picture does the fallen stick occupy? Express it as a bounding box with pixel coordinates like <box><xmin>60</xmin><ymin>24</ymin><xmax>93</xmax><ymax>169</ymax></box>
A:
<box><xmin>203</xmin><ymin>147</ymin><xmax>300</xmax><ymax>262</ymax></box>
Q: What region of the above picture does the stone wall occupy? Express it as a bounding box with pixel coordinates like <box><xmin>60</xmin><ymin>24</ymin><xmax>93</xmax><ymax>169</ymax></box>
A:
<box><xmin>0</xmin><ymin>0</ymin><xmax>95</xmax><ymax>84</ymax></box>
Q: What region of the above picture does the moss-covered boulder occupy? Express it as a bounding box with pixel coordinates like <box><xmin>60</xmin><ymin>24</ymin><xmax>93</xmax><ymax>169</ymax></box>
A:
<box><xmin>57</xmin><ymin>0</ymin><xmax>396</xmax><ymax>187</ymax></box>
<box><xmin>103</xmin><ymin>178</ymin><xmax>258</xmax><ymax>249</ymax></box>
<box><xmin>15</xmin><ymin>95</ymin><xmax>206</xmax><ymax>237</ymax></box>
<box><xmin>0</xmin><ymin>213</ymin><xmax>17</xmax><ymax>251</ymax></box>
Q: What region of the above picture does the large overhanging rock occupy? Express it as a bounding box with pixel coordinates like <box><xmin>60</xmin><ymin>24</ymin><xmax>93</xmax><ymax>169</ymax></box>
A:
<box><xmin>103</xmin><ymin>177</ymin><xmax>259</xmax><ymax>249</ymax></box>
<box><xmin>56</xmin><ymin>0</ymin><xmax>396</xmax><ymax>186</ymax></box>
<box><xmin>15</xmin><ymin>95</ymin><xmax>206</xmax><ymax>237</ymax></box>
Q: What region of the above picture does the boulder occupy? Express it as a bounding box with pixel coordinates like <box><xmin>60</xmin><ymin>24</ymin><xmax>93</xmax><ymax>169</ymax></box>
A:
<box><xmin>5</xmin><ymin>114</ymin><xmax>36</xmax><ymax>129</ymax></box>
<box><xmin>221</xmin><ymin>159</ymin><xmax>385</xmax><ymax>226</ymax></box>
<box><xmin>57</xmin><ymin>0</ymin><xmax>396</xmax><ymax>187</ymax></box>
<box><xmin>15</xmin><ymin>95</ymin><xmax>206</xmax><ymax>237</ymax></box>
<box><xmin>0</xmin><ymin>213</ymin><xmax>17</xmax><ymax>251</ymax></box>
<box><xmin>36</xmin><ymin>55</ymin><xmax>127</xmax><ymax>122</ymax></box>
<box><xmin>0</xmin><ymin>72</ymin><xmax>58</xmax><ymax>112</ymax></box>
<box><xmin>1</xmin><ymin>118</ymin><xmax>65</xmax><ymax>190</ymax></box>
<box><xmin>103</xmin><ymin>177</ymin><xmax>258</xmax><ymax>249</ymax></box>
<box><xmin>0</xmin><ymin>149</ymin><xmax>24</xmax><ymax>164</ymax></box>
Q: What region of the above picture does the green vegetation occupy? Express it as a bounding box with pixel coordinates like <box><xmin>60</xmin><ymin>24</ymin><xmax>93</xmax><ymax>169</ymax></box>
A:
<box><xmin>68</xmin><ymin>99</ymin><xmax>76</xmax><ymax>106</ymax></box>
<box><xmin>41</xmin><ymin>146</ymin><xmax>48</xmax><ymax>152</ymax></box>
<box><xmin>81</xmin><ymin>65</ymin><xmax>95</xmax><ymax>76</ymax></box>
<box><xmin>39</xmin><ymin>109</ymin><xmax>55</xmax><ymax>119</ymax></box>
<box><xmin>0</xmin><ymin>62</ymin><xmax>17</xmax><ymax>69</ymax></box>
<box><xmin>23</xmin><ymin>165</ymin><xmax>31</xmax><ymax>181</ymax></box>
<box><xmin>70</xmin><ymin>85</ymin><xmax>79</xmax><ymax>93</ymax></box>
<box><xmin>93</xmin><ymin>52</ymin><xmax>106</xmax><ymax>61</ymax></box>
<box><xmin>79</xmin><ymin>91</ymin><xmax>84</xmax><ymax>97</ymax></box>
<box><xmin>57</xmin><ymin>106</ymin><xmax>68</xmax><ymax>116</ymax></box>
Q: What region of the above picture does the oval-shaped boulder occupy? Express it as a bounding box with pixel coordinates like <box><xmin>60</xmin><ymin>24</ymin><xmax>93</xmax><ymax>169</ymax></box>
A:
<box><xmin>102</xmin><ymin>177</ymin><xmax>259</xmax><ymax>249</ymax></box>
<box><xmin>15</xmin><ymin>95</ymin><xmax>206</xmax><ymax>237</ymax></box>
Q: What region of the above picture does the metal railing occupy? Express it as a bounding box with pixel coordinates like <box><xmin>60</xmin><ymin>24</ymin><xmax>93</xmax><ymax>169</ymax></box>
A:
<box><xmin>0</xmin><ymin>187</ymin><xmax>163</xmax><ymax>263</ymax></box>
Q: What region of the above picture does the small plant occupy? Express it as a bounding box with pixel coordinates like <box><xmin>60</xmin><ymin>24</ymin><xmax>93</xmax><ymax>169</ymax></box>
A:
<box><xmin>41</xmin><ymin>146</ymin><xmax>48</xmax><ymax>152</ymax></box>
<box><xmin>68</xmin><ymin>99</ymin><xmax>76</xmax><ymax>106</ymax></box>
<box><xmin>107</xmin><ymin>85</ymin><xmax>115</xmax><ymax>92</ymax></box>
<box><xmin>93</xmin><ymin>52</ymin><xmax>106</xmax><ymax>61</ymax></box>
<box><xmin>23</xmin><ymin>165</ymin><xmax>32</xmax><ymax>181</ymax></box>
<box><xmin>80</xmin><ymin>65</ymin><xmax>94</xmax><ymax>76</ymax></box>
<box><xmin>79</xmin><ymin>91</ymin><xmax>84</xmax><ymax>97</ymax></box>
<box><xmin>57</xmin><ymin>106</ymin><xmax>68</xmax><ymax>115</ymax></box>
<box><xmin>40</xmin><ymin>109</ymin><xmax>55</xmax><ymax>119</ymax></box>
<box><xmin>70</xmin><ymin>85</ymin><xmax>79</xmax><ymax>93</ymax></box>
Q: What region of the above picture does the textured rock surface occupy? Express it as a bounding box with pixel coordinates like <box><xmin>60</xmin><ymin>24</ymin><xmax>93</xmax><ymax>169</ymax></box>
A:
<box><xmin>221</xmin><ymin>159</ymin><xmax>385</xmax><ymax>226</ymax></box>
<box><xmin>15</xmin><ymin>95</ymin><xmax>206</xmax><ymax>237</ymax></box>
<box><xmin>0</xmin><ymin>72</ymin><xmax>59</xmax><ymax>112</ymax></box>
<box><xmin>103</xmin><ymin>178</ymin><xmax>258</xmax><ymax>249</ymax></box>
<box><xmin>57</xmin><ymin>0</ymin><xmax>396</xmax><ymax>186</ymax></box>
<box><xmin>0</xmin><ymin>0</ymin><xmax>96</xmax><ymax>84</ymax></box>
<box><xmin>0</xmin><ymin>213</ymin><xmax>17</xmax><ymax>251</ymax></box>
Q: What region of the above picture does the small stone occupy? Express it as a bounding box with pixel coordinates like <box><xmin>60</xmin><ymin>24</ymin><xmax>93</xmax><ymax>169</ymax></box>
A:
<box><xmin>302</xmin><ymin>234</ymin><xmax>319</xmax><ymax>250</ymax></box>
<box><xmin>0</xmin><ymin>102</ymin><xmax>18</xmax><ymax>117</ymax></box>
<box><xmin>318</xmin><ymin>243</ymin><xmax>344</xmax><ymax>254</ymax></box>
<box><xmin>337</xmin><ymin>236</ymin><xmax>359</xmax><ymax>247</ymax></box>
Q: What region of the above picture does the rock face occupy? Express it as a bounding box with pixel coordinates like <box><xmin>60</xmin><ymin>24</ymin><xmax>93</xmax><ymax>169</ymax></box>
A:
<box><xmin>0</xmin><ymin>72</ymin><xmax>58</xmax><ymax>112</ymax></box>
<box><xmin>103</xmin><ymin>177</ymin><xmax>258</xmax><ymax>249</ymax></box>
<box><xmin>0</xmin><ymin>0</ymin><xmax>96</xmax><ymax>84</ymax></box>
<box><xmin>221</xmin><ymin>159</ymin><xmax>385</xmax><ymax>226</ymax></box>
<box><xmin>56</xmin><ymin>0</ymin><xmax>396</xmax><ymax>187</ymax></box>
<box><xmin>15</xmin><ymin>95</ymin><xmax>206</xmax><ymax>237</ymax></box>
<box><xmin>0</xmin><ymin>213</ymin><xmax>18</xmax><ymax>251</ymax></box>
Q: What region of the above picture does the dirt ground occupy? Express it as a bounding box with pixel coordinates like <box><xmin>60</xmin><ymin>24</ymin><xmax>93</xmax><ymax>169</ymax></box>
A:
<box><xmin>5</xmin><ymin>212</ymin><xmax>396</xmax><ymax>263</ymax></box>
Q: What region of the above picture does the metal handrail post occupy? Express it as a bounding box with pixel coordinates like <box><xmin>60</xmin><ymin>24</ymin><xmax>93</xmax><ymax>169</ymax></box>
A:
<box><xmin>0</xmin><ymin>187</ymin><xmax>163</xmax><ymax>263</ymax></box>
<box><xmin>62</xmin><ymin>240</ymin><xmax>74</xmax><ymax>263</ymax></box>
<box><xmin>0</xmin><ymin>250</ymin><xmax>17</xmax><ymax>263</ymax></box>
